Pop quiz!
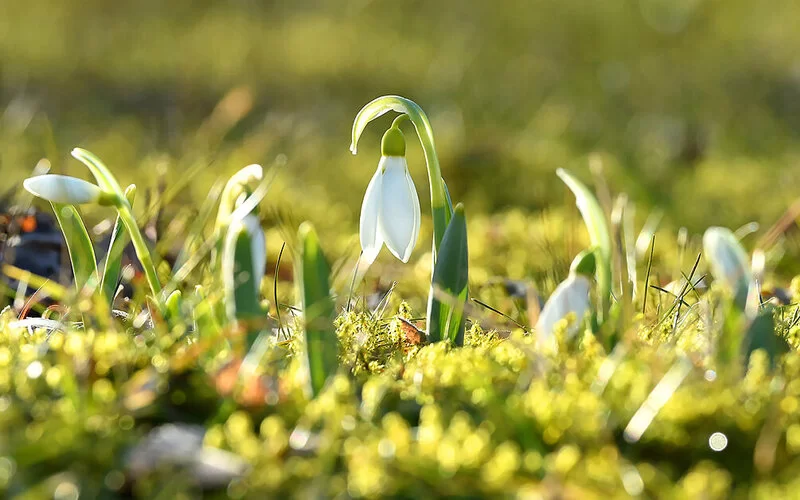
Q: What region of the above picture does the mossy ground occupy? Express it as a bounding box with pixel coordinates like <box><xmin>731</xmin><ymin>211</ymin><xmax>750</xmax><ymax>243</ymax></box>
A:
<box><xmin>2</xmin><ymin>203</ymin><xmax>800</xmax><ymax>498</ymax></box>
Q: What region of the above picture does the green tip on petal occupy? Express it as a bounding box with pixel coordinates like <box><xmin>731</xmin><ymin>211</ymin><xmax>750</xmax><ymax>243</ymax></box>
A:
<box><xmin>570</xmin><ymin>248</ymin><xmax>597</xmax><ymax>277</ymax></box>
<box><xmin>381</xmin><ymin>126</ymin><xmax>406</xmax><ymax>157</ymax></box>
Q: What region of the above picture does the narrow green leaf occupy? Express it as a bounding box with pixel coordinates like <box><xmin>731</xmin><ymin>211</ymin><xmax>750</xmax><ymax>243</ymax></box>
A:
<box><xmin>297</xmin><ymin>222</ymin><xmax>338</xmax><ymax>398</ymax></box>
<box><xmin>165</xmin><ymin>290</ymin><xmax>183</xmax><ymax>319</ymax></box>
<box><xmin>50</xmin><ymin>203</ymin><xmax>99</xmax><ymax>292</ymax></box>
<box><xmin>100</xmin><ymin>185</ymin><xmax>136</xmax><ymax>304</ymax></box>
<box><xmin>557</xmin><ymin>169</ymin><xmax>612</xmax><ymax>324</ymax></box>
<box><xmin>72</xmin><ymin>148</ymin><xmax>164</xmax><ymax>303</ymax></box>
<box><xmin>192</xmin><ymin>285</ymin><xmax>222</xmax><ymax>340</ymax></box>
<box><xmin>426</xmin><ymin>204</ymin><xmax>469</xmax><ymax>346</ymax></box>
<box><xmin>222</xmin><ymin>217</ymin><xmax>265</xmax><ymax>347</ymax></box>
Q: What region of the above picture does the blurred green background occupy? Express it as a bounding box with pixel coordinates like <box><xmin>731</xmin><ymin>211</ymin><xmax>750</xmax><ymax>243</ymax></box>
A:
<box><xmin>2</xmin><ymin>0</ymin><xmax>800</xmax><ymax>234</ymax></box>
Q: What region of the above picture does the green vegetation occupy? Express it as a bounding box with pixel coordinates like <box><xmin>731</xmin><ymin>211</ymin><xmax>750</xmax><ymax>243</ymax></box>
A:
<box><xmin>3</xmin><ymin>1</ymin><xmax>800</xmax><ymax>497</ymax></box>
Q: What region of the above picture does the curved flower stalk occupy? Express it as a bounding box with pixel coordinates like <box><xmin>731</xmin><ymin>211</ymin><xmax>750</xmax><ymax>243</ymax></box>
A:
<box><xmin>69</xmin><ymin>148</ymin><xmax>164</xmax><ymax>308</ymax></box>
<box><xmin>351</xmin><ymin>95</ymin><xmax>453</xmax><ymax>266</ymax></box>
<box><xmin>536</xmin><ymin>250</ymin><xmax>596</xmax><ymax>349</ymax></box>
<box><xmin>557</xmin><ymin>169</ymin><xmax>612</xmax><ymax>326</ymax></box>
<box><xmin>359</xmin><ymin>125</ymin><xmax>421</xmax><ymax>266</ymax></box>
<box><xmin>215</xmin><ymin>164</ymin><xmax>264</xmax><ymax>236</ymax></box>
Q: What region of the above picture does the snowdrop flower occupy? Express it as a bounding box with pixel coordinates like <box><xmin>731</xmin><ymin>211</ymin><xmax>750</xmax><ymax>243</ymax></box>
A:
<box><xmin>216</xmin><ymin>164</ymin><xmax>263</xmax><ymax>230</ymax></box>
<box><xmin>359</xmin><ymin>125</ymin><xmax>421</xmax><ymax>266</ymax></box>
<box><xmin>703</xmin><ymin>227</ymin><xmax>751</xmax><ymax>301</ymax></box>
<box><xmin>23</xmin><ymin>174</ymin><xmax>113</xmax><ymax>205</ymax></box>
<box><xmin>536</xmin><ymin>250</ymin><xmax>595</xmax><ymax>347</ymax></box>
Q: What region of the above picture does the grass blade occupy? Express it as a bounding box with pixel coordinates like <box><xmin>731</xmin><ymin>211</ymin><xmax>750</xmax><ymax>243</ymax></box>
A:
<box><xmin>426</xmin><ymin>204</ymin><xmax>469</xmax><ymax>345</ymax></box>
<box><xmin>222</xmin><ymin>215</ymin><xmax>266</xmax><ymax>346</ymax></box>
<box><xmin>297</xmin><ymin>222</ymin><xmax>338</xmax><ymax>398</ymax></box>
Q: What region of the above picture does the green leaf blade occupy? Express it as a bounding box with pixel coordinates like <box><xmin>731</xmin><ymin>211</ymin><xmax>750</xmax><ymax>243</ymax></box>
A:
<box><xmin>297</xmin><ymin>222</ymin><xmax>338</xmax><ymax>398</ymax></box>
<box><xmin>426</xmin><ymin>204</ymin><xmax>469</xmax><ymax>345</ymax></box>
<box><xmin>50</xmin><ymin>203</ymin><xmax>99</xmax><ymax>293</ymax></box>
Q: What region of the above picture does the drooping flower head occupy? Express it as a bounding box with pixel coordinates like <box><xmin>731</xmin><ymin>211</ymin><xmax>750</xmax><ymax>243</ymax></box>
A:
<box><xmin>359</xmin><ymin>125</ymin><xmax>421</xmax><ymax>267</ymax></box>
<box><xmin>23</xmin><ymin>174</ymin><xmax>114</xmax><ymax>205</ymax></box>
<box><xmin>536</xmin><ymin>249</ymin><xmax>596</xmax><ymax>348</ymax></box>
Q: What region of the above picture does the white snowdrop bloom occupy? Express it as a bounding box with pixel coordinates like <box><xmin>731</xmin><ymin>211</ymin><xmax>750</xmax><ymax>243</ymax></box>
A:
<box><xmin>359</xmin><ymin>126</ymin><xmax>421</xmax><ymax>267</ymax></box>
<box><xmin>535</xmin><ymin>274</ymin><xmax>592</xmax><ymax>346</ymax></box>
<box><xmin>702</xmin><ymin>227</ymin><xmax>751</xmax><ymax>295</ymax></box>
<box><xmin>23</xmin><ymin>174</ymin><xmax>108</xmax><ymax>205</ymax></box>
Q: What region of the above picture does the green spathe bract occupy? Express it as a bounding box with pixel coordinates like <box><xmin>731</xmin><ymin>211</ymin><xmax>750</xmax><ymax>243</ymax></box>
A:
<box><xmin>557</xmin><ymin>169</ymin><xmax>612</xmax><ymax>326</ymax></box>
<box><xmin>426</xmin><ymin>204</ymin><xmax>469</xmax><ymax>346</ymax></box>
<box><xmin>297</xmin><ymin>222</ymin><xmax>338</xmax><ymax>398</ymax></box>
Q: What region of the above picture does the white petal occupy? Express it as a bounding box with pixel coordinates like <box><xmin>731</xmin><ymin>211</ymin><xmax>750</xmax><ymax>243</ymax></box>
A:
<box><xmin>402</xmin><ymin>166</ymin><xmax>421</xmax><ymax>261</ymax></box>
<box><xmin>378</xmin><ymin>156</ymin><xmax>419</xmax><ymax>262</ymax></box>
<box><xmin>536</xmin><ymin>275</ymin><xmax>591</xmax><ymax>345</ymax></box>
<box><xmin>359</xmin><ymin>165</ymin><xmax>384</xmax><ymax>262</ymax></box>
<box><xmin>23</xmin><ymin>174</ymin><xmax>103</xmax><ymax>204</ymax></box>
<box><xmin>703</xmin><ymin>227</ymin><xmax>751</xmax><ymax>292</ymax></box>
<box><xmin>229</xmin><ymin>164</ymin><xmax>264</xmax><ymax>185</ymax></box>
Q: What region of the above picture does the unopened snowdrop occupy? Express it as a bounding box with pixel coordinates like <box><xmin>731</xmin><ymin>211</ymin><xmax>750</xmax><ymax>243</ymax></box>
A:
<box><xmin>23</xmin><ymin>174</ymin><xmax>114</xmax><ymax>205</ymax></box>
<box><xmin>536</xmin><ymin>250</ymin><xmax>595</xmax><ymax>348</ymax></box>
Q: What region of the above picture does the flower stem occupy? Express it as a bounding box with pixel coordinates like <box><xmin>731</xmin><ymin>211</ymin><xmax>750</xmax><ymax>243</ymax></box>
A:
<box><xmin>116</xmin><ymin>200</ymin><xmax>164</xmax><ymax>307</ymax></box>
<box><xmin>390</xmin><ymin>104</ymin><xmax>453</xmax><ymax>262</ymax></box>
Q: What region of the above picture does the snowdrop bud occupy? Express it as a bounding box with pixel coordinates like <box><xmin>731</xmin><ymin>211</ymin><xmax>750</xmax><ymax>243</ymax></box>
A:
<box><xmin>703</xmin><ymin>227</ymin><xmax>751</xmax><ymax>304</ymax></box>
<box><xmin>536</xmin><ymin>274</ymin><xmax>592</xmax><ymax>347</ymax></box>
<box><xmin>23</xmin><ymin>174</ymin><xmax>114</xmax><ymax>205</ymax></box>
<box><xmin>216</xmin><ymin>164</ymin><xmax>264</xmax><ymax>230</ymax></box>
<box><xmin>570</xmin><ymin>248</ymin><xmax>597</xmax><ymax>277</ymax></box>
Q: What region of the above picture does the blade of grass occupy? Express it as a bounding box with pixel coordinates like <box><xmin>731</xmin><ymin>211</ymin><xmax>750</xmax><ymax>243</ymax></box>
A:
<box><xmin>426</xmin><ymin>204</ymin><xmax>469</xmax><ymax>345</ymax></box>
<box><xmin>297</xmin><ymin>222</ymin><xmax>338</xmax><ymax>398</ymax></box>
<box><xmin>51</xmin><ymin>203</ymin><xmax>98</xmax><ymax>293</ymax></box>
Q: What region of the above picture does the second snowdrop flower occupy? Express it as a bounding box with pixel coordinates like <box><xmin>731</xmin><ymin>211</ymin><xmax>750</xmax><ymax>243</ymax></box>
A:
<box><xmin>24</xmin><ymin>174</ymin><xmax>115</xmax><ymax>205</ymax></box>
<box><xmin>359</xmin><ymin>124</ymin><xmax>421</xmax><ymax>266</ymax></box>
<box><xmin>536</xmin><ymin>250</ymin><xmax>596</xmax><ymax>348</ymax></box>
